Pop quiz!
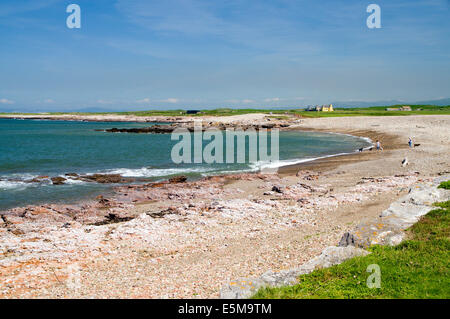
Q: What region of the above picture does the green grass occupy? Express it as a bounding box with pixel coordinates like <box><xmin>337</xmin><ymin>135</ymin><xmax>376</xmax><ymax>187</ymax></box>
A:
<box><xmin>253</xmin><ymin>198</ymin><xmax>450</xmax><ymax>299</ymax></box>
<box><xmin>292</xmin><ymin>105</ymin><xmax>450</xmax><ymax>118</ymax></box>
<box><xmin>438</xmin><ymin>181</ymin><xmax>450</xmax><ymax>190</ymax></box>
<box><xmin>0</xmin><ymin>108</ymin><xmax>288</xmax><ymax>117</ymax></box>
<box><xmin>1</xmin><ymin>105</ymin><xmax>449</xmax><ymax>118</ymax></box>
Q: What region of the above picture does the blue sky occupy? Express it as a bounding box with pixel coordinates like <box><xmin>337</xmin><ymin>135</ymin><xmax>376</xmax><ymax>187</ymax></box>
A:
<box><xmin>0</xmin><ymin>0</ymin><xmax>449</xmax><ymax>111</ymax></box>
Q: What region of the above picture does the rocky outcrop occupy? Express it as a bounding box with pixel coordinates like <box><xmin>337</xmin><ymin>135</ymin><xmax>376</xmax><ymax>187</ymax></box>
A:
<box><xmin>26</xmin><ymin>173</ymin><xmax>135</xmax><ymax>185</ymax></box>
<box><xmin>81</xmin><ymin>174</ymin><xmax>131</xmax><ymax>184</ymax></box>
<box><xmin>51</xmin><ymin>176</ymin><xmax>66</xmax><ymax>185</ymax></box>
<box><xmin>90</xmin><ymin>213</ymin><xmax>134</xmax><ymax>226</ymax></box>
<box><xmin>339</xmin><ymin>175</ymin><xmax>450</xmax><ymax>248</ymax></box>
<box><xmin>28</xmin><ymin>176</ymin><xmax>49</xmax><ymax>183</ymax></box>
<box><xmin>102</xmin><ymin>124</ymin><xmax>178</xmax><ymax>134</ymax></box>
<box><xmin>168</xmin><ymin>175</ymin><xmax>187</xmax><ymax>184</ymax></box>
<box><xmin>101</xmin><ymin>122</ymin><xmax>290</xmax><ymax>134</ymax></box>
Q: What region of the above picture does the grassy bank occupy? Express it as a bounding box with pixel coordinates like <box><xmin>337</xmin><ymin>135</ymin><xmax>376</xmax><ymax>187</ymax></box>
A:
<box><xmin>295</xmin><ymin>105</ymin><xmax>450</xmax><ymax>118</ymax></box>
<box><xmin>1</xmin><ymin>105</ymin><xmax>449</xmax><ymax>118</ymax></box>
<box><xmin>253</xmin><ymin>197</ymin><xmax>450</xmax><ymax>299</ymax></box>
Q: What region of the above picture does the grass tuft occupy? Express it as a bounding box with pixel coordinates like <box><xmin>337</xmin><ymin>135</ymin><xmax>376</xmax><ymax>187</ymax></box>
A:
<box><xmin>438</xmin><ymin>181</ymin><xmax>450</xmax><ymax>190</ymax></box>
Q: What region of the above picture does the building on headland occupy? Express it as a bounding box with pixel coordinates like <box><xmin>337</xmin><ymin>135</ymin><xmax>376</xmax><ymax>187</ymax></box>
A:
<box><xmin>186</xmin><ymin>110</ymin><xmax>202</xmax><ymax>114</ymax></box>
<box><xmin>385</xmin><ymin>105</ymin><xmax>412</xmax><ymax>111</ymax></box>
<box><xmin>305</xmin><ymin>104</ymin><xmax>334</xmax><ymax>112</ymax></box>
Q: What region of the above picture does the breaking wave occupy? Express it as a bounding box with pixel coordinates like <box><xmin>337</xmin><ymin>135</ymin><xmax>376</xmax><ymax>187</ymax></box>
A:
<box><xmin>104</xmin><ymin>167</ymin><xmax>215</xmax><ymax>178</ymax></box>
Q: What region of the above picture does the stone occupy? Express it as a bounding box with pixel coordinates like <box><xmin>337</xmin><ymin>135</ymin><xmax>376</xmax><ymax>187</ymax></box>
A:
<box><xmin>65</xmin><ymin>173</ymin><xmax>79</xmax><ymax>177</ymax></box>
<box><xmin>28</xmin><ymin>176</ymin><xmax>49</xmax><ymax>183</ymax></box>
<box><xmin>51</xmin><ymin>176</ymin><xmax>66</xmax><ymax>185</ymax></box>
<box><xmin>81</xmin><ymin>174</ymin><xmax>129</xmax><ymax>184</ymax></box>
<box><xmin>338</xmin><ymin>232</ymin><xmax>356</xmax><ymax>247</ymax></box>
<box><xmin>271</xmin><ymin>185</ymin><xmax>283</xmax><ymax>193</ymax></box>
<box><xmin>168</xmin><ymin>175</ymin><xmax>187</xmax><ymax>184</ymax></box>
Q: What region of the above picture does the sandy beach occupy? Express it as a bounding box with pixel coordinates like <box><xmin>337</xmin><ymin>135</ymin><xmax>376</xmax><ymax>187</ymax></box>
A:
<box><xmin>0</xmin><ymin>114</ymin><xmax>449</xmax><ymax>298</ymax></box>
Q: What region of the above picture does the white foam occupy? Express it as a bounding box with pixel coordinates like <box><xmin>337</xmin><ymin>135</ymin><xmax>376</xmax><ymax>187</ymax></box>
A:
<box><xmin>103</xmin><ymin>167</ymin><xmax>214</xmax><ymax>178</ymax></box>
<box><xmin>63</xmin><ymin>177</ymin><xmax>86</xmax><ymax>185</ymax></box>
<box><xmin>248</xmin><ymin>133</ymin><xmax>373</xmax><ymax>171</ymax></box>
<box><xmin>0</xmin><ymin>180</ymin><xmax>28</xmax><ymax>190</ymax></box>
<box><xmin>248</xmin><ymin>151</ymin><xmax>364</xmax><ymax>172</ymax></box>
<box><xmin>4</xmin><ymin>173</ymin><xmax>38</xmax><ymax>180</ymax></box>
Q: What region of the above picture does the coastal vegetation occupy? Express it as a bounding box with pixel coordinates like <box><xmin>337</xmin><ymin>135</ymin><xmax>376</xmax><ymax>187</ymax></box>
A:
<box><xmin>438</xmin><ymin>181</ymin><xmax>450</xmax><ymax>190</ymax></box>
<box><xmin>253</xmin><ymin>196</ymin><xmax>450</xmax><ymax>299</ymax></box>
<box><xmin>295</xmin><ymin>105</ymin><xmax>450</xmax><ymax>118</ymax></box>
<box><xmin>1</xmin><ymin>105</ymin><xmax>449</xmax><ymax>118</ymax></box>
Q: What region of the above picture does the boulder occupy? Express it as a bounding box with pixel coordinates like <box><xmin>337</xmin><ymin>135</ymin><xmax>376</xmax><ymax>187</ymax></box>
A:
<box><xmin>81</xmin><ymin>174</ymin><xmax>131</xmax><ymax>184</ymax></box>
<box><xmin>51</xmin><ymin>176</ymin><xmax>66</xmax><ymax>185</ymax></box>
<box><xmin>338</xmin><ymin>232</ymin><xmax>356</xmax><ymax>247</ymax></box>
<box><xmin>28</xmin><ymin>176</ymin><xmax>49</xmax><ymax>183</ymax></box>
<box><xmin>104</xmin><ymin>124</ymin><xmax>177</xmax><ymax>134</ymax></box>
<box><xmin>65</xmin><ymin>173</ymin><xmax>79</xmax><ymax>177</ymax></box>
<box><xmin>271</xmin><ymin>185</ymin><xmax>283</xmax><ymax>193</ymax></box>
<box><xmin>169</xmin><ymin>175</ymin><xmax>187</xmax><ymax>184</ymax></box>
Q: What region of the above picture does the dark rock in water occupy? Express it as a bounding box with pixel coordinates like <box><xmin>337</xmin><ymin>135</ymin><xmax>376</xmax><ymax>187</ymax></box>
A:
<box><xmin>65</xmin><ymin>173</ymin><xmax>79</xmax><ymax>177</ymax></box>
<box><xmin>169</xmin><ymin>175</ymin><xmax>187</xmax><ymax>184</ymax></box>
<box><xmin>101</xmin><ymin>123</ymin><xmax>287</xmax><ymax>134</ymax></box>
<box><xmin>28</xmin><ymin>176</ymin><xmax>49</xmax><ymax>183</ymax></box>
<box><xmin>104</xmin><ymin>124</ymin><xmax>177</xmax><ymax>134</ymax></box>
<box><xmin>338</xmin><ymin>232</ymin><xmax>356</xmax><ymax>247</ymax></box>
<box><xmin>51</xmin><ymin>177</ymin><xmax>66</xmax><ymax>185</ymax></box>
<box><xmin>81</xmin><ymin>174</ymin><xmax>130</xmax><ymax>184</ymax></box>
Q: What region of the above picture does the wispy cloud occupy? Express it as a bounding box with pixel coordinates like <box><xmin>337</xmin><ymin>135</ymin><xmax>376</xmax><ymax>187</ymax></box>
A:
<box><xmin>160</xmin><ymin>98</ymin><xmax>179</xmax><ymax>103</ymax></box>
<box><xmin>0</xmin><ymin>98</ymin><xmax>14</xmax><ymax>104</ymax></box>
<box><xmin>226</xmin><ymin>99</ymin><xmax>255</xmax><ymax>104</ymax></box>
<box><xmin>115</xmin><ymin>0</ymin><xmax>321</xmax><ymax>56</ymax></box>
<box><xmin>264</xmin><ymin>97</ymin><xmax>281</xmax><ymax>102</ymax></box>
<box><xmin>136</xmin><ymin>98</ymin><xmax>151</xmax><ymax>104</ymax></box>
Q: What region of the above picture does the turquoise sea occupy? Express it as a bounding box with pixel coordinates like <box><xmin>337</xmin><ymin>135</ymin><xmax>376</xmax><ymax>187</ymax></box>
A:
<box><xmin>0</xmin><ymin>119</ymin><xmax>371</xmax><ymax>210</ymax></box>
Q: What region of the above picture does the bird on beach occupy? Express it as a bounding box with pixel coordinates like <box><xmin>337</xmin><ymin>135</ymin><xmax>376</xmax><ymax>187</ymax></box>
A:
<box><xmin>401</xmin><ymin>157</ymin><xmax>409</xmax><ymax>167</ymax></box>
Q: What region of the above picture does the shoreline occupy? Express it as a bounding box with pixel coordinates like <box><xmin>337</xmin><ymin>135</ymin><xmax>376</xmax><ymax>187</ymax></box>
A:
<box><xmin>279</xmin><ymin>128</ymin><xmax>396</xmax><ymax>175</ymax></box>
<box><xmin>0</xmin><ymin>122</ymin><xmax>373</xmax><ymax>212</ymax></box>
<box><xmin>1</xmin><ymin>114</ymin><xmax>449</xmax><ymax>298</ymax></box>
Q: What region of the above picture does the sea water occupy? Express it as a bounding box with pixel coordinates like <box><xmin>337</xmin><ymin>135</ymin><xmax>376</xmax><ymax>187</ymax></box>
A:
<box><xmin>0</xmin><ymin>119</ymin><xmax>371</xmax><ymax>210</ymax></box>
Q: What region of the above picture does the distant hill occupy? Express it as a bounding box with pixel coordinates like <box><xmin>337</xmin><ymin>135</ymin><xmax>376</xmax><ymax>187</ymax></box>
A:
<box><xmin>413</xmin><ymin>98</ymin><xmax>450</xmax><ymax>106</ymax></box>
<box><xmin>0</xmin><ymin>106</ymin><xmax>21</xmax><ymax>113</ymax></box>
<box><xmin>70</xmin><ymin>107</ymin><xmax>118</xmax><ymax>113</ymax></box>
<box><xmin>0</xmin><ymin>106</ymin><xmax>118</xmax><ymax>113</ymax></box>
<box><xmin>332</xmin><ymin>98</ymin><xmax>450</xmax><ymax>108</ymax></box>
